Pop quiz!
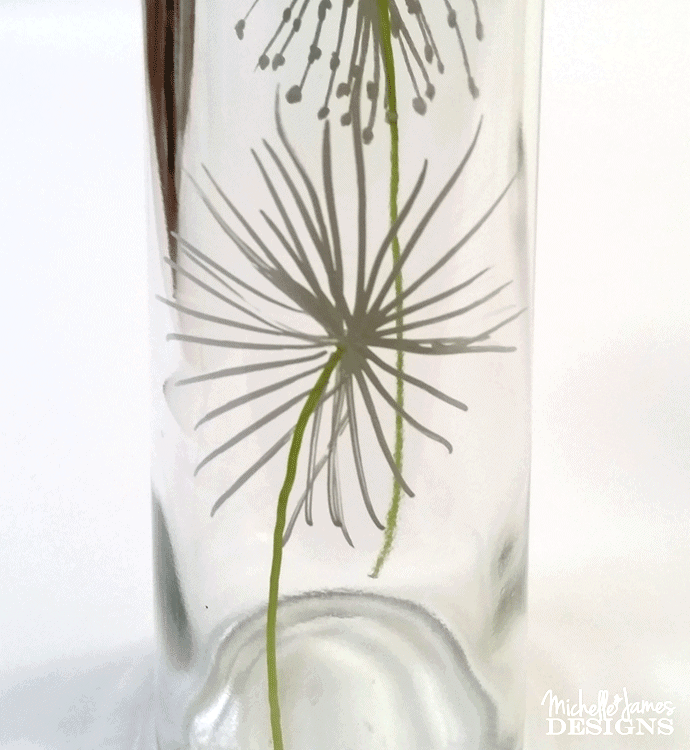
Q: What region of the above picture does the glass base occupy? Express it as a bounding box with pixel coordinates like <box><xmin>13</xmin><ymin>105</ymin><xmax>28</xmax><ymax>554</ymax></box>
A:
<box><xmin>168</xmin><ymin>591</ymin><xmax>499</xmax><ymax>750</ymax></box>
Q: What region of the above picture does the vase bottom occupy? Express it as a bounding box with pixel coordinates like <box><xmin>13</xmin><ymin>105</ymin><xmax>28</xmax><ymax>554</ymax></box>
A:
<box><xmin>167</xmin><ymin>591</ymin><xmax>499</xmax><ymax>750</ymax></box>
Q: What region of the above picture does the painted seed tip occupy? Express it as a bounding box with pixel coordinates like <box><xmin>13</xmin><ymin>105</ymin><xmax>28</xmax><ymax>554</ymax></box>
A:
<box><xmin>412</xmin><ymin>97</ymin><xmax>427</xmax><ymax>115</ymax></box>
<box><xmin>468</xmin><ymin>78</ymin><xmax>480</xmax><ymax>99</ymax></box>
<box><xmin>476</xmin><ymin>20</ymin><xmax>484</xmax><ymax>40</ymax></box>
<box><xmin>286</xmin><ymin>85</ymin><xmax>302</xmax><ymax>103</ymax></box>
<box><xmin>272</xmin><ymin>54</ymin><xmax>285</xmax><ymax>70</ymax></box>
<box><xmin>318</xmin><ymin>106</ymin><xmax>330</xmax><ymax>120</ymax></box>
<box><xmin>340</xmin><ymin>112</ymin><xmax>352</xmax><ymax>126</ymax></box>
<box><xmin>336</xmin><ymin>82</ymin><xmax>350</xmax><ymax>98</ymax></box>
<box><xmin>362</xmin><ymin>127</ymin><xmax>374</xmax><ymax>145</ymax></box>
<box><xmin>235</xmin><ymin>20</ymin><xmax>245</xmax><ymax>39</ymax></box>
<box><xmin>426</xmin><ymin>83</ymin><xmax>435</xmax><ymax>100</ymax></box>
<box><xmin>424</xmin><ymin>45</ymin><xmax>433</xmax><ymax>63</ymax></box>
<box><xmin>258</xmin><ymin>54</ymin><xmax>270</xmax><ymax>70</ymax></box>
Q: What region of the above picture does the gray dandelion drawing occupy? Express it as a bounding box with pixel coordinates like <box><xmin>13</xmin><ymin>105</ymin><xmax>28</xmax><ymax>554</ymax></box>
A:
<box><xmin>160</xmin><ymin>97</ymin><xmax>519</xmax><ymax>547</ymax></box>
<box><xmin>235</xmin><ymin>0</ymin><xmax>483</xmax><ymax>133</ymax></box>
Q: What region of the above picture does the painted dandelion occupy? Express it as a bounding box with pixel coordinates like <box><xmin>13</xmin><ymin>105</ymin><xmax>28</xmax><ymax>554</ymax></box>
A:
<box><xmin>161</xmin><ymin>95</ymin><xmax>519</xmax><ymax>747</ymax></box>
<box><xmin>163</xmin><ymin>99</ymin><xmax>518</xmax><ymax>542</ymax></box>
<box><xmin>235</xmin><ymin>0</ymin><xmax>484</xmax><ymax>133</ymax></box>
<box><xmin>147</xmin><ymin>1</ymin><xmax>541</xmax><ymax>747</ymax></box>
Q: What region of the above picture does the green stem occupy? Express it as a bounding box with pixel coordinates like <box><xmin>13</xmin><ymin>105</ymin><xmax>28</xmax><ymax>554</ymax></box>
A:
<box><xmin>371</xmin><ymin>0</ymin><xmax>404</xmax><ymax>579</ymax></box>
<box><xmin>267</xmin><ymin>348</ymin><xmax>343</xmax><ymax>750</ymax></box>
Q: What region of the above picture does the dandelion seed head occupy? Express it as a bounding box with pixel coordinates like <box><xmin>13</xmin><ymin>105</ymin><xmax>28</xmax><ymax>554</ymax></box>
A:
<box><xmin>164</xmin><ymin>100</ymin><xmax>520</xmax><ymax>547</ymax></box>
<box><xmin>235</xmin><ymin>0</ymin><xmax>485</xmax><ymax>135</ymax></box>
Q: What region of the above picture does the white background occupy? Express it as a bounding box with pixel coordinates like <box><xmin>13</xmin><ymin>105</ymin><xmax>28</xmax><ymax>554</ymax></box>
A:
<box><xmin>0</xmin><ymin>0</ymin><xmax>688</xmax><ymax>748</ymax></box>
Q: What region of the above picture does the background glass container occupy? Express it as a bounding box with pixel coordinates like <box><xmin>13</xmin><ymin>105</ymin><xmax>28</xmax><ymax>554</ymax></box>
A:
<box><xmin>145</xmin><ymin>0</ymin><xmax>543</xmax><ymax>747</ymax></box>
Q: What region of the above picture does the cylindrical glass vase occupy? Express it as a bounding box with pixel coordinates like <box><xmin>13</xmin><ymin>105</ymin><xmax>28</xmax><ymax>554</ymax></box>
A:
<box><xmin>145</xmin><ymin>0</ymin><xmax>542</xmax><ymax>747</ymax></box>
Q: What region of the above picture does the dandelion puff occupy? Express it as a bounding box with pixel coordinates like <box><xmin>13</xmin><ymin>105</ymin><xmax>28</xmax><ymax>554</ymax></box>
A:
<box><xmin>161</xmin><ymin>94</ymin><xmax>520</xmax><ymax>547</ymax></box>
<box><xmin>235</xmin><ymin>0</ymin><xmax>484</xmax><ymax>134</ymax></box>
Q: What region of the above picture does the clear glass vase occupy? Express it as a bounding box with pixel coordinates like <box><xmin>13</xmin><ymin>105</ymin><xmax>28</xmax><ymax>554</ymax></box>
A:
<box><xmin>144</xmin><ymin>0</ymin><xmax>542</xmax><ymax>747</ymax></box>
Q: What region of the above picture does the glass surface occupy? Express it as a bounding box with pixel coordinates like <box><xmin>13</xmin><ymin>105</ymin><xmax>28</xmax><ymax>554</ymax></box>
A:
<box><xmin>145</xmin><ymin>0</ymin><xmax>543</xmax><ymax>747</ymax></box>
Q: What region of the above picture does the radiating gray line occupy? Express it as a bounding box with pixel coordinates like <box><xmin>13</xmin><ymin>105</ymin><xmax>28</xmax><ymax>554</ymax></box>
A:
<box><xmin>318</xmin><ymin>0</ymin><xmax>351</xmax><ymax>120</ymax></box>
<box><xmin>175</xmin><ymin>241</ymin><xmax>245</xmax><ymax>301</ymax></box>
<box><xmin>274</xmin><ymin>95</ymin><xmax>332</xmax><ymax>262</ymax></box>
<box><xmin>469</xmin><ymin>0</ymin><xmax>484</xmax><ymax>40</ymax></box>
<box><xmin>465</xmin><ymin>308</ymin><xmax>526</xmax><ymax>341</ymax></box>
<box><xmin>367</xmin><ymin>349</ymin><xmax>468</xmax><ymax>410</ymax></box>
<box><xmin>395</xmin><ymin>173</ymin><xmax>518</xmax><ymax>306</ymax></box>
<box><xmin>417</xmin><ymin>4</ymin><xmax>445</xmax><ymax>73</ymax></box>
<box><xmin>260</xmin><ymin>262</ymin><xmax>336</xmax><ymax>332</ymax></box>
<box><xmin>257</xmin><ymin>0</ymin><xmax>300</xmax><ymax>69</ymax></box>
<box><xmin>254</xmin><ymin>209</ymin><xmax>338</xmax><ymax>328</ymax></box>
<box><xmin>304</xmin><ymin>399</ymin><xmax>323</xmax><ymax>527</ymax></box>
<box><xmin>361</xmin><ymin>160</ymin><xmax>428</xmax><ymax>314</ymax></box>
<box><xmin>362</xmin><ymin>32</ymin><xmax>380</xmax><ymax>143</ymax></box>
<box><xmin>195</xmin><ymin>362</ymin><xmax>326</xmax><ymax>429</ymax></box>
<box><xmin>345</xmin><ymin>377</ymin><xmax>384</xmax><ymax>529</ymax></box>
<box><xmin>167</xmin><ymin>334</ymin><xmax>323</xmax><ymax>351</ymax></box>
<box><xmin>262</xmin><ymin>138</ymin><xmax>336</xmax><ymax>286</ymax></box>
<box><xmin>251</xmin><ymin>150</ymin><xmax>321</xmax><ymax>292</ymax></box>
<box><xmin>327</xmin><ymin>373</ymin><xmax>345</xmax><ymax>528</ymax></box>
<box><xmin>172</xmin><ymin>248</ymin><xmax>317</xmax><ymax>338</ymax></box>
<box><xmin>186</xmin><ymin>171</ymin><xmax>270</xmax><ymax>272</ymax></box>
<box><xmin>376</xmin><ymin>282</ymin><xmax>512</xmax><ymax>336</ymax></box>
<box><xmin>258</xmin><ymin>210</ymin><xmax>341</xmax><ymax>336</ymax></box>
<box><xmin>463</xmin><ymin>345</ymin><xmax>518</xmax><ymax>353</ymax></box>
<box><xmin>198</xmin><ymin>166</ymin><xmax>329</xmax><ymax>313</ymax></box>
<box><xmin>157</xmin><ymin>295</ymin><xmax>317</xmax><ymax>340</ymax></box>
<box><xmin>341</xmin><ymin>3</ymin><xmax>364</xmax><ymax>97</ymax></box>
<box><xmin>195</xmin><ymin>378</ymin><xmax>343</xmax><ymax>476</ymax></box>
<box><xmin>162</xmin><ymin>258</ymin><xmax>287</xmax><ymax>333</ymax></box>
<box><xmin>272</xmin><ymin>0</ymin><xmax>311</xmax><ymax>68</ymax></box>
<box><xmin>409</xmin><ymin>1</ymin><xmax>432</xmax><ymax>66</ymax></box>
<box><xmin>273</xmin><ymin>103</ymin><xmax>352</xmax><ymax>320</ymax></box>
<box><xmin>353</xmin><ymin>370</ymin><xmax>415</xmax><ymax>498</ymax></box>
<box><xmin>283</xmin><ymin>414</ymin><xmax>349</xmax><ymax>545</ymax></box>
<box><xmin>360</xmin><ymin>359</ymin><xmax>453</xmax><ymax>453</ymax></box>
<box><xmin>331</xmin><ymin>377</ymin><xmax>354</xmax><ymax>545</ymax></box>
<box><xmin>286</xmin><ymin>0</ymin><xmax>332</xmax><ymax>103</ymax></box>
<box><xmin>378</xmin><ymin>267</ymin><xmax>490</xmax><ymax>323</ymax></box>
<box><xmin>321</xmin><ymin>120</ymin><xmax>346</xmax><ymax>304</ymax></box>
<box><xmin>173</xmin><ymin>232</ymin><xmax>301</xmax><ymax>313</ymax></box>
<box><xmin>412</xmin><ymin>3</ymin><xmax>432</xmax><ymax>60</ymax></box>
<box><xmin>369</xmin><ymin>118</ymin><xmax>483</xmax><ymax>316</ymax></box>
<box><xmin>390</xmin><ymin>1</ymin><xmax>426</xmax><ymax>113</ymax></box>
<box><xmin>442</xmin><ymin>0</ymin><xmax>479</xmax><ymax>98</ymax></box>
<box><xmin>258</xmin><ymin>208</ymin><xmax>310</xmax><ymax>276</ymax></box>
<box><xmin>390</xmin><ymin>0</ymin><xmax>435</xmax><ymax>100</ymax></box>
<box><xmin>195</xmin><ymin>387</ymin><xmax>312</xmax><ymax>476</ymax></box>
<box><xmin>211</xmin><ymin>428</ymin><xmax>294</xmax><ymax>516</ymax></box>
<box><xmin>199</xmin><ymin>166</ymin><xmax>290</xmax><ymax>275</ymax></box>
<box><xmin>331</xmin><ymin>444</ymin><xmax>353</xmax><ymax>546</ymax></box>
<box><xmin>237</xmin><ymin>0</ymin><xmax>261</xmax><ymax>29</ymax></box>
<box><xmin>174</xmin><ymin>351</ymin><xmax>327</xmax><ymax>386</ymax></box>
<box><xmin>250</xmin><ymin>151</ymin><xmax>335</xmax><ymax>321</ymax></box>
<box><xmin>370</xmin><ymin>338</ymin><xmax>517</xmax><ymax>355</ymax></box>
<box><xmin>350</xmin><ymin>19</ymin><xmax>369</xmax><ymax>321</ymax></box>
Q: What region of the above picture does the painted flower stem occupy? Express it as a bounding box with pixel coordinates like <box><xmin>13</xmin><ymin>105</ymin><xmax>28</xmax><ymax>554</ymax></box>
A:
<box><xmin>267</xmin><ymin>348</ymin><xmax>344</xmax><ymax>750</ymax></box>
<box><xmin>371</xmin><ymin>0</ymin><xmax>404</xmax><ymax>579</ymax></box>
